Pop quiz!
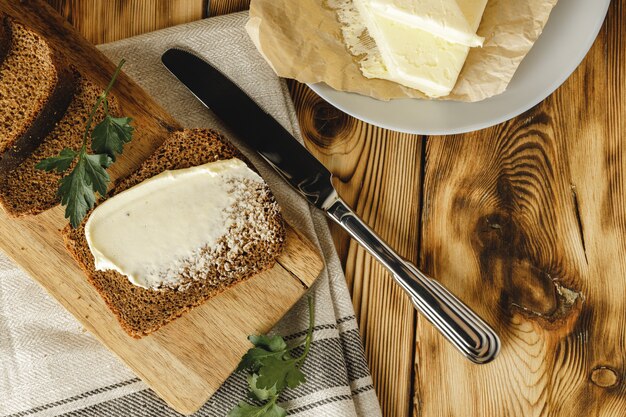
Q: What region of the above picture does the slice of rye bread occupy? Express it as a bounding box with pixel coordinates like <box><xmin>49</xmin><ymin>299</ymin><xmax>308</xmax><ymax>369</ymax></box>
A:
<box><xmin>0</xmin><ymin>78</ymin><xmax>119</xmax><ymax>216</ymax></box>
<box><xmin>0</xmin><ymin>16</ymin><xmax>77</xmax><ymax>172</ymax></box>
<box><xmin>62</xmin><ymin>129</ymin><xmax>286</xmax><ymax>338</ymax></box>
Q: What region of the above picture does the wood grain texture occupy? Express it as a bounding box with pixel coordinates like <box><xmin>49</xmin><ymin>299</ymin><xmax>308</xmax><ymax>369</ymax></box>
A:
<box><xmin>415</xmin><ymin>2</ymin><xmax>626</xmax><ymax>416</ymax></box>
<box><xmin>2</xmin><ymin>1</ymin><xmax>323</xmax><ymax>414</ymax></box>
<box><xmin>209</xmin><ymin>0</ymin><xmax>250</xmax><ymax>17</ymax></box>
<box><xmin>289</xmin><ymin>81</ymin><xmax>422</xmax><ymax>417</ymax></box>
<box><xmin>46</xmin><ymin>0</ymin><xmax>206</xmax><ymax>44</ymax></box>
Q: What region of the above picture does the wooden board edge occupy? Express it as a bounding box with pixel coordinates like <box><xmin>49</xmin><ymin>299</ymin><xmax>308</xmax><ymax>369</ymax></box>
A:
<box><xmin>278</xmin><ymin>225</ymin><xmax>325</xmax><ymax>288</ymax></box>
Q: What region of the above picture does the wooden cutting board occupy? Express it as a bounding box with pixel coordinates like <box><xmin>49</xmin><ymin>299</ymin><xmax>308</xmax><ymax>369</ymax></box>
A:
<box><xmin>0</xmin><ymin>1</ymin><xmax>323</xmax><ymax>414</ymax></box>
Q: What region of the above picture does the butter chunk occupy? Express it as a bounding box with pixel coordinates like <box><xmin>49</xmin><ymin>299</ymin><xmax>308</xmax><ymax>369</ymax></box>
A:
<box><xmin>367</xmin><ymin>0</ymin><xmax>484</xmax><ymax>47</ymax></box>
<box><xmin>353</xmin><ymin>0</ymin><xmax>488</xmax><ymax>98</ymax></box>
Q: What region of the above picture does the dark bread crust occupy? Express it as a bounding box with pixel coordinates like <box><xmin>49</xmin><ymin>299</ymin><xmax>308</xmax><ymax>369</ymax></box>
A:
<box><xmin>62</xmin><ymin>129</ymin><xmax>286</xmax><ymax>338</ymax></box>
<box><xmin>0</xmin><ymin>17</ymin><xmax>77</xmax><ymax>172</ymax></box>
<box><xmin>0</xmin><ymin>16</ymin><xmax>9</xmax><ymax>64</ymax></box>
<box><xmin>0</xmin><ymin>78</ymin><xmax>119</xmax><ymax>216</ymax></box>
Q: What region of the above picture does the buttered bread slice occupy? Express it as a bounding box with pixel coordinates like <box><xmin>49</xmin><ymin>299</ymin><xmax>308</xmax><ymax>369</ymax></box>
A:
<box><xmin>0</xmin><ymin>16</ymin><xmax>76</xmax><ymax>171</ymax></box>
<box><xmin>63</xmin><ymin>129</ymin><xmax>285</xmax><ymax>338</ymax></box>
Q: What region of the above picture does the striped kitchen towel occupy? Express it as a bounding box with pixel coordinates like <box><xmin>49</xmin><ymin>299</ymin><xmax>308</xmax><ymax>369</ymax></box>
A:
<box><xmin>0</xmin><ymin>11</ymin><xmax>382</xmax><ymax>417</ymax></box>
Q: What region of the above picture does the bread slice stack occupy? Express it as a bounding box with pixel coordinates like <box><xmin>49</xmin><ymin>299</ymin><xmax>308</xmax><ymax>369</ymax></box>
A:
<box><xmin>0</xmin><ymin>15</ymin><xmax>118</xmax><ymax>215</ymax></box>
<box><xmin>63</xmin><ymin>129</ymin><xmax>286</xmax><ymax>338</ymax></box>
<box><xmin>0</xmin><ymin>16</ymin><xmax>287</xmax><ymax>338</ymax></box>
<box><xmin>0</xmin><ymin>16</ymin><xmax>78</xmax><ymax>173</ymax></box>
<box><xmin>0</xmin><ymin>79</ymin><xmax>119</xmax><ymax>216</ymax></box>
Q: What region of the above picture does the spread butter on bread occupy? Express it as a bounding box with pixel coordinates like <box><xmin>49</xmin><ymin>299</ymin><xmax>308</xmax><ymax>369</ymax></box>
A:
<box><xmin>63</xmin><ymin>129</ymin><xmax>286</xmax><ymax>338</ymax></box>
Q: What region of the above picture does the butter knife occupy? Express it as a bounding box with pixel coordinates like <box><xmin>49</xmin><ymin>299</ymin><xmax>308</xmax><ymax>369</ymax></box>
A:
<box><xmin>161</xmin><ymin>48</ymin><xmax>500</xmax><ymax>364</ymax></box>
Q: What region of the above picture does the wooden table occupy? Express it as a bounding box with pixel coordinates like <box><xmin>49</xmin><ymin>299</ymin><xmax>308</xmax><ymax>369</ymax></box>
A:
<box><xmin>47</xmin><ymin>1</ymin><xmax>626</xmax><ymax>416</ymax></box>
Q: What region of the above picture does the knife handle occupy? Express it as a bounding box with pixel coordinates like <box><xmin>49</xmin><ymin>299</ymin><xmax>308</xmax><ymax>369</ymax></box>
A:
<box><xmin>324</xmin><ymin>193</ymin><xmax>500</xmax><ymax>364</ymax></box>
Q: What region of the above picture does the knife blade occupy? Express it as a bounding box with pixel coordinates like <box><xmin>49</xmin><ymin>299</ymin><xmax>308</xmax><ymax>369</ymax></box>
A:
<box><xmin>161</xmin><ymin>49</ymin><xmax>335</xmax><ymax>210</ymax></box>
<box><xmin>161</xmin><ymin>48</ymin><xmax>500</xmax><ymax>364</ymax></box>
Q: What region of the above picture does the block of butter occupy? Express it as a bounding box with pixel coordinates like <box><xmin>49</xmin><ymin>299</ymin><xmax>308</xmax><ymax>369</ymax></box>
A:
<box><xmin>354</xmin><ymin>0</ymin><xmax>488</xmax><ymax>97</ymax></box>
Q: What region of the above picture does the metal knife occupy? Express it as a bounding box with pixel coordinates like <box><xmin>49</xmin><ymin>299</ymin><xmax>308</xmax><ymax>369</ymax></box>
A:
<box><xmin>161</xmin><ymin>48</ymin><xmax>500</xmax><ymax>364</ymax></box>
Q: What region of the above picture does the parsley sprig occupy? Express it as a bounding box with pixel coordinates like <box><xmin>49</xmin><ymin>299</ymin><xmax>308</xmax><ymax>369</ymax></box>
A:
<box><xmin>36</xmin><ymin>59</ymin><xmax>133</xmax><ymax>228</ymax></box>
<box><xmin>229</xmin><ymin>296</ymin><xmax>315</xmax><ymax>417</ymax></box>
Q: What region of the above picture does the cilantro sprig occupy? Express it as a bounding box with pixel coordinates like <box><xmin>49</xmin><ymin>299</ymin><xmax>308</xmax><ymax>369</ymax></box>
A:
<box><xmin>36</xmin><ymin>59</ymin><xmax>133</xmax><ymax>228</ymax></box>
<box><xmin>229</xmin><ymin>297</ymin><xmax>315</xmax><ymax>417</ymax></box>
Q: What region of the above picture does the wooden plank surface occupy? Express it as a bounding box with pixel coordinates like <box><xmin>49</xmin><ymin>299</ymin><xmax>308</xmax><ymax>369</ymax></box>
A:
<box><xmin>1</xmin><ymin>1</ymin><xmax>323</xmax><ymax>414</ymax></box>
<box><xmin>416</xmin><ymin>2</ymin><xmax>626</xmax><ymax>416</ymax></box>
<box><xmin>47</xmin><ymin>0</ymin><xmax>206</xmax><ymax>44</ymax></box>
<box><xmin>44</xmin><ymin>0</ymin><xmax>626</xmax><ymax>416</ymax></box>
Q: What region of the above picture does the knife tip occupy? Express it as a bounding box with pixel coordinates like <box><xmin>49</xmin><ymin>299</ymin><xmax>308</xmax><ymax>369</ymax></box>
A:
<box><xmin>161</xmin><ymin>47</ymin><xmax>180</xmax><ymax>63</ymax></box>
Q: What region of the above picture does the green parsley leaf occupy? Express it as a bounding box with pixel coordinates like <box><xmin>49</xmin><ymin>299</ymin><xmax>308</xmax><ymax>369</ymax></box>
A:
<box><xmin>229</xmin><ymin>297</ymin><xmax>315</xmax><ymax>417</ymax></box>
<box><xmin>256</xmin><ymin>356</ymin><xmax>306</xmax><ymax>391</ymax></box>
<box><xmin>91</xmin><ymin>115</ymin><xmax>134</xmax><ymax>161</ymax></box>
<box><xmin>55</xmin><ymin>152</ymin><xmax>111</xmax><ymax>228</ymax></box>
<box><xmin>247</xmin><ymin>374</ymin><xmax>277</xmax><ymax>401</ymax></box>
<box><xmin>237</xmin><ymin>347</ymin><xmax>283</xmax><ymax>373</ymax></box>
<box><xmin>228</xmin><ymin>401</ymin><xmax>286</xmax><ymax>417</ymax></box>
<box><xmin>237</xmin><ymin>335</ymin><xmax>289</xmax><ymax>372</ymax></box>
<box><xmin>83</xmin><ymin>153</ymin><xmax>112</xmax><ymax>197</ymax></box>
<box><xmin>285</xmin><ymin>364</ymin><xmax>307</xmax><ymax>389</ymax></box>
<box><xmin>35</xmin><ymin>148</ymin><xmax>77</xmax><ymax>173</ymax></box>
<box><xmin>248</xmin><ymin>335</ymin><xmax>288</xmax><ymax>352</ymax></box>
<box><xmin>57</xmin><ymin>157</ymin><xmax>96</xmax><ymax>229</ymax></box>
<box><xmin>228</xmin><ymin>401</ymin><xmax>266</xmax><ymax>417</ymax></box>
<box><xmin>35</xmin><ymin>59</ymin><xmax>133</xmax><ymax>228</ymax></box>
<box><xmin>264</xmin><ymin>403</ymin><xmax>287</xmax><ymax>417</ymax></box>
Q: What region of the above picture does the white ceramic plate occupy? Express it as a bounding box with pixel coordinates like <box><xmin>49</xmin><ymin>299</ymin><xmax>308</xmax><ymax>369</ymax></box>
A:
<box><xmin>308</xmin><ymin>0</ymin><xmax>611</xmax><ymax>135</ymax></box>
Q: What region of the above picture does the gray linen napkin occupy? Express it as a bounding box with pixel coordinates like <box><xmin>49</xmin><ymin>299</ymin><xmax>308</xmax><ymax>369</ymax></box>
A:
<box><xmin>0</xmin><ymin>11</ymin><xmax>382</xmax><ymax>417</ymax></box>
